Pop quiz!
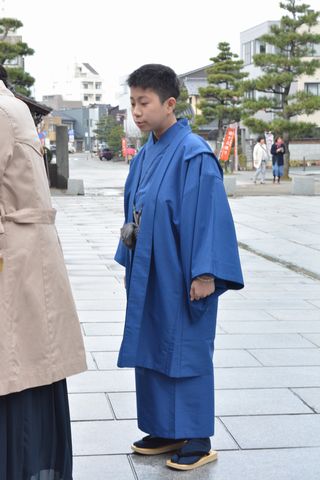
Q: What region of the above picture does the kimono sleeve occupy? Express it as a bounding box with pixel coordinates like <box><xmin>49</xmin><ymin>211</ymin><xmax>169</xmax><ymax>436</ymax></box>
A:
<box><xmin>114</xmin><ymin>155</ymin><xmax>139</xmax><ymax>267</ymax></box>
<box><xmin>0</xmin><ymin>107</ymin><xmax>14</xmax><ymax>185</ymax></box>
<box><xmin>114</xmin><ymin>239</ymin><xmax>128</xmax><ymax>267</ymax></box>
<box><xmin>186</xmin><ymin>153</ymin><xmax>244</xmax><ymax>292</ymax></box>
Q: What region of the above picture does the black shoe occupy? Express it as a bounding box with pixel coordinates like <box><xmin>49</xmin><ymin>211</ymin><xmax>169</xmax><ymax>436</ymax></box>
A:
<box><xmin>131</xmin><ymin>435</ymin><xmax>187</xmax><ymax>455</ymax></box>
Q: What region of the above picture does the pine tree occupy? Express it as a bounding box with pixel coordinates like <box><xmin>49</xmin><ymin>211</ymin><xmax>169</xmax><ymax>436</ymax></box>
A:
<box><xmin>175</xmin><ymin>83</ymin><xmax>191</xmax><ymax>119</ymax></box>
<box><xmin>94</xmin><ymin>115</ymin><xmax>125</xmax><ymax>153</ymax></box>
<box><xmin>195</xmin><ymin>42</ymin><xmax>248</xmax><ymax>152</ymax></box>
<box><xmin>242</xmin><ymin>0</ymin><xmax>320</xmax><ymax>177</ymax></box>
<box><xmin>0</xmin><ymin>17</ymin><xmax>35</xmax><ymax>96</ymax></box>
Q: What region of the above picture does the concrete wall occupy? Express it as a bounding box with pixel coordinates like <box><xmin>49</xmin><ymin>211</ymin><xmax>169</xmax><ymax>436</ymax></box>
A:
<box><xmin>290</xmin><ymin>142</ymin><xmax>320</xmax><ymax>161</ymax></box>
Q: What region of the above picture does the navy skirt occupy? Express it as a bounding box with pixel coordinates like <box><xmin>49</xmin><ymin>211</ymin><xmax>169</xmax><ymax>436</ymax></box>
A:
<box><xmin>135</xmin><ymin>367</ymin><xmax>214</xmax><ymax>439</ymax></box>
<box><xmin>0</xmin><ymin>380</ymin><xmax>73</xmax><ymax>480</ymax></box>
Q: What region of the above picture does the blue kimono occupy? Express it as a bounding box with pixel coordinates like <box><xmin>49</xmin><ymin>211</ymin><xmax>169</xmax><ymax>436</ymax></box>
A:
<box><xmin>115</xmin><ymin>119</ymin><xmax>244</xmax><ymax>438</ymax></box>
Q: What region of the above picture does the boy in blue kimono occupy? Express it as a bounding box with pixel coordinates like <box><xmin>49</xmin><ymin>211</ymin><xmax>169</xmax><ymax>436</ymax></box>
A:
<box><xmin>115</xmin><ymin>64</ymin><xmax>244</xmax><ymax>471</ymax></box>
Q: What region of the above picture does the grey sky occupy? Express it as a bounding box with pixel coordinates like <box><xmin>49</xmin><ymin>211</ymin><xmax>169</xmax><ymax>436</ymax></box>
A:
<box><xmin>3</xmin><ymin>0</ymin><xmax>319</xmax><ymax>102</ymax></box>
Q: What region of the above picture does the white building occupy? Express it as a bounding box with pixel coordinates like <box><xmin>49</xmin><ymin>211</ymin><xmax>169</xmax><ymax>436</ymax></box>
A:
<box><xmin>295</xmin><ymin>23</ymin><xmax>320</xmax><ymax>126</ymax></box>
<box><xmin>240</xmin><ymin>21</ymin><xmax>281</xmax><ymax>129</ymax></box>
<box><xmin>48</xmin><ymin>62</ymin><xmax>106</xmax><ymax>106</ymax></box>
<box><xmin>240</xmin><ymin>21</ymin><xmax>320</xmax><ymax>129</ymax></box>
<box><xmin>116</xmin><ymin>75</ymin><xmax>141</xmax><ymax>141</ymax></box>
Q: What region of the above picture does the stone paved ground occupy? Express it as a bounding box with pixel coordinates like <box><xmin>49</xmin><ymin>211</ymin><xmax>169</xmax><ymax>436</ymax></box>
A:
<box><xmin>52</xmin><ymin>157</ymin><xmax>320</xmax><ymax>479</ymax></box>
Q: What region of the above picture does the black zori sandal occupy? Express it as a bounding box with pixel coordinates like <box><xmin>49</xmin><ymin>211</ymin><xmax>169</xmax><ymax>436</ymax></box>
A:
<box><xmin>166</xmin><ymin>438</ymin><xmax>218</xmax><ymax>471</ymax></box>
<box><xmin>131</xmin><ymin>435</ymin><xmax>187</xmax><ymax>455</ymax></box>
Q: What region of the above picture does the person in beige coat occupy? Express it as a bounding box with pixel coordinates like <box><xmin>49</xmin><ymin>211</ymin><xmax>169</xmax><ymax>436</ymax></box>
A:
<box><xmin>253</xmin><ymin>136</ymin><xmax>268</xmax><ymax>184</ymax></box>
<box><xmin>0</xmin><ymin>66</ymin><xmax>87</xmax><ymax>480</ymax></box>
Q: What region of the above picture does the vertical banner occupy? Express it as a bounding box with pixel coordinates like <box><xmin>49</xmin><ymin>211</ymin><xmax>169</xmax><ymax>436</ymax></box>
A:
<box><xmin>265</xmin><ymin>131</ymin><xmax>274</xmax><ymax>160</ymax></box>
<box><xmin>121</xmin><ymin>138</ymin><xmax>127</xmax><ymax>157</ymax></box>
<box><xmin>219</xmin><ymin>127</ymin><xmax>236</xmax><ymax>162</ymax></box>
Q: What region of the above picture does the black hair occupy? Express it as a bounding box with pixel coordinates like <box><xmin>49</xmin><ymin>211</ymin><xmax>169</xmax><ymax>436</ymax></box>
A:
<box><xmin>0</xmin><ymin>64</ymin><xmax>9</xmax><ymax>88</ymax></box>
<box><xmin>274</xmin><ymin>136</ymin><xmax>282</xmax><ymax>142</ymax></box>
<box><xmin>127</xmin><ymin>64</ymin><xmax>180</xmax><ymax>103</ymax></box>
<box><xmin>257</xmin><ymin>136</ymin><xmax>265</xmax><ymax>142</ymax></box>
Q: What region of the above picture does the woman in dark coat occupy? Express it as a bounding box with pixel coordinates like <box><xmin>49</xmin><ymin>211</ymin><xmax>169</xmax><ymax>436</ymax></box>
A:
<box><xmin>271</xmin><ymin>136</ymin><xmax>286</xmax><ymax>183</ymax></box>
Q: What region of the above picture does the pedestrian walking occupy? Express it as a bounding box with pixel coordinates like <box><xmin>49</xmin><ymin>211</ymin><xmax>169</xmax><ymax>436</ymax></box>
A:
<box><xmin>271</xmin><ymin>136</ymin><xmax>286</xmax><ymax>183</ymax></box>
<box><xmin>253</xmin><ymin>136</ymin><xmax>268</xmax><ymax>184</ymax></box>
<box><xmin>115</xmin><ymin>64</ymin><xmax>244</xmax><ymax>471</ymax></box>
<box><xmin>0</xmin><ymin>65</ymin><xmax>87</xmax><ymax>480</ymax></box>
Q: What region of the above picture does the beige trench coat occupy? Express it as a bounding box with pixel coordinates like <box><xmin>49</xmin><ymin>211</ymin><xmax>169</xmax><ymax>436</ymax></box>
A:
<box><xmin>0</xmin><ymin>81</ymin><xmax>87</xmax><ymax>396</ymax></box>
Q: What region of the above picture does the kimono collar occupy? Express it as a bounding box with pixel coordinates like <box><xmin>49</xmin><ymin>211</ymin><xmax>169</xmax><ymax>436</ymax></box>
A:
<box><xmin>0</xmin><ymin>80</ymin><xmax>14</xmax><ymax>97</ymax></box>
<box><xmin>148</xmin><ymin>118</ymin><xmax>190</xmax><ymax>149</ymax></box>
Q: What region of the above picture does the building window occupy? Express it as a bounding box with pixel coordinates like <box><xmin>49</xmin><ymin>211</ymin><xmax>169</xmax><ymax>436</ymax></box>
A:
<box><xmin>95</xmin><ymin>95</ymin><xmax>101</xmax><ymax>101</ymax></box>
<box><xmin>274</xmin><ymin>92</ymin><xmax>283</xmax><ymax>108</ymax></box>
<box><xmin>244</xmin><ymin>42</ymin><xmax>252</xmax><ymax>65</ymax></box>
<box><xmin>255</xmin><ymin>40</ymin><xmax>266</xmax><ymax>55</ymax></box>
<box><xmin>83</xmin><ymin>83</ymin><xmax>88</xmax><ymax>89</ymax></box>
<box><xmin>305</xmin><ymin>83</ymin><xmax>320</xmax><ymax>95</ymax></box>
<box><xmin>245</xmin><ymin>90</ymin><xmax>256</xmax><ymax>100</ymax></box>
<box><xmin>95</xmin><ymin>82</ymin><xmax>102</xmax><ymax>89</ymax></box>
<box><xmin>83</xmin><ymin>95</ymin><xmax>89</xmax><ymax>101</ymax></box>
<box><xmin>4</xmin><ymin>57</ymin><xmax>19</xmax><ymax>66</ymax></box>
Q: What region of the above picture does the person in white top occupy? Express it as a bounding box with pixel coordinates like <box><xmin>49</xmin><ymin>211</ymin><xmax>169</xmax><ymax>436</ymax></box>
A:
<box><xmin>253</xmin><ymin>136</ymin><xmax>268</xmax><ymax>184</ymax></box>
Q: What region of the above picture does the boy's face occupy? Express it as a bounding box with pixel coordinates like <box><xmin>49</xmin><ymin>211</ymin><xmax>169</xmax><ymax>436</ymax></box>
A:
<box><xmin>130</xmin><ymin>87</ymin><xmax>176</xmax><ymax>136</ymax></box>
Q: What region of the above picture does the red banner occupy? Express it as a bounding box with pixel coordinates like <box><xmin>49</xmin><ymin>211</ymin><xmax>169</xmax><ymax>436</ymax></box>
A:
<box><xmin>220</xmin><ymin>127</ymin><xmax>235</xmax><ymax>162</ymax></box>
<box><xmin>121</xmin><ymin>138</ymin><xmax>127</xmax><ymax>157</ymax></box>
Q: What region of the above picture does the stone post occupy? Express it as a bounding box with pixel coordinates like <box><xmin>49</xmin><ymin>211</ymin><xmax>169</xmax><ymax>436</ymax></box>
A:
<box><xmin>56</xmin><ymin>125</ymin><xmax>69</xmax><ymax>189</ymax></box>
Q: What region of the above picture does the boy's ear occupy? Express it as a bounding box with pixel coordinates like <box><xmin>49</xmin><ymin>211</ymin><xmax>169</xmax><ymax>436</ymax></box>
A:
<box><xmin>166</xmin><ymin>97</ymin><xmax>177</xmax><ymax>111</ymax></box>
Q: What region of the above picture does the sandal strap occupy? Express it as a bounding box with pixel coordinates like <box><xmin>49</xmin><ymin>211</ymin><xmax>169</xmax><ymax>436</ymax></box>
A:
<box><xmin>176</xmin><ymin>449</ymin><xmax>210</xmax><ymax>459</ymax></box>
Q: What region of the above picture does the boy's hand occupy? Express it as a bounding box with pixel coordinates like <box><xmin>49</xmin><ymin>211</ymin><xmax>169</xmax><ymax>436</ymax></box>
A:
<box><xmin>190</xmin><ymin>278</ymin><xmax>215</xmax><ymax>301</ymax></box>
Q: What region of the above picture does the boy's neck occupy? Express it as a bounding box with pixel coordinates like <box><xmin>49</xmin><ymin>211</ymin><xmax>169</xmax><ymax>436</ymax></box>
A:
<box><xmin>153</xmin><ymin>115</ymin><xmax>177</xmax><ymax>139</ymax></box>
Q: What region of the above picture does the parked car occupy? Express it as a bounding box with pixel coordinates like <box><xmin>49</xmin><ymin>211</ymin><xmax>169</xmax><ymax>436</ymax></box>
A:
<box><xmin>99</xmin><ymin>148</ymin><xmax>114</xmax><ymax>161</ymax></box>
<box><xmin>49</xmin><ymin>144</ymin><xmax>56</xmax><ymax>156</ymax></box>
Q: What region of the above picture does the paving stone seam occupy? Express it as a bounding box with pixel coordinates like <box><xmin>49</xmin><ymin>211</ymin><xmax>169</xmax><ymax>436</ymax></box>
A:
<box><xmin>90</xmin><ymin>353</ymin><xmax>99</xmax><ymax>370</ymax></box>
<box><xmin>299</xmin><ymin>334</ymin><xmax>320</xmax><ymax>348</ymax></box>
<box><xmin>71</xmin><ymin>444</ymin><xmax>320</xmax><ymax>457</ymax></box>
<box><xmin>306</xmin><ymin>299</ymin><xmax>320</xmax><ymax>309</ymax></box>
<box><xmin>217</xmin><ymin>412</ymin><xmax>316</xmax><ymax>418</ymax></box>
<box><xmin>238</xmin><ymin>243</ymin><xmax>320</xmax><ymax>281</ymax></box>
<box><xmin>104</xmin><ymin>393</ymin><xmax>117</xmax><ymax>420</ymax></box>
<box><xmin>244</xmin><ymin>349</ymin><xmax>266</xmax><ymax>366</ymax></box>
<box><xmin>216</xmin><ymin>445</ymin><xmax>320</xmax><ymax>452</ymax></box>
<box><xmin>289</xmin><ymin>388</ymin><xmax>318</xmax><ymax>414</ymax></box>
<box><xmin>127</xmin><ymin>454</ymin><xmax>139</xmax><ymax>480</ymax></box>
<box><xmin>215</xmin><ymin>386</ymin><xmax>320</xmax><ymax>391</ymax></box>
<box><xmin>69</xmin><ymin>386</ymin><xmax>318</xmax><ymax>392</ymax></box>
<box><xmin>70</xmin><ymin>412</ymin><xmax>317</xmax><ymax>423</ymax></box>
<box><xmin>72</xmin><ymin>453</ymin><xmax>138</xmax><ymax>457</ymax></box>
<box><xmin>84</xmin><ymin>364</ymin><xmax>320</xmax><ymax>372</ymax></box>
<box><xmin>216</xmin><ymin>417</ymin><xmax>242</xmax><ymax>450</ymax></box>
<box><xmin>83</xmin><ymin>333</ymin><xmax>320</xmax><ymax>339</ymax></box>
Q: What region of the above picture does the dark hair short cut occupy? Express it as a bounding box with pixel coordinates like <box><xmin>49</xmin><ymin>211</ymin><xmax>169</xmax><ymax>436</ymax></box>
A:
<box><xmin>257</xmin><ymin>136</ymin><xmax>265</xmax><ymax>143</ymax></box>
<box><xmin>274</xmin><ymin>136</ymin><xmax>282</xmax><ymax>142</ymax></box>
<box><xmin>127</xmin><ymin>64</ymin><xmax>180</xmax><ymax>103</ymax></box>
